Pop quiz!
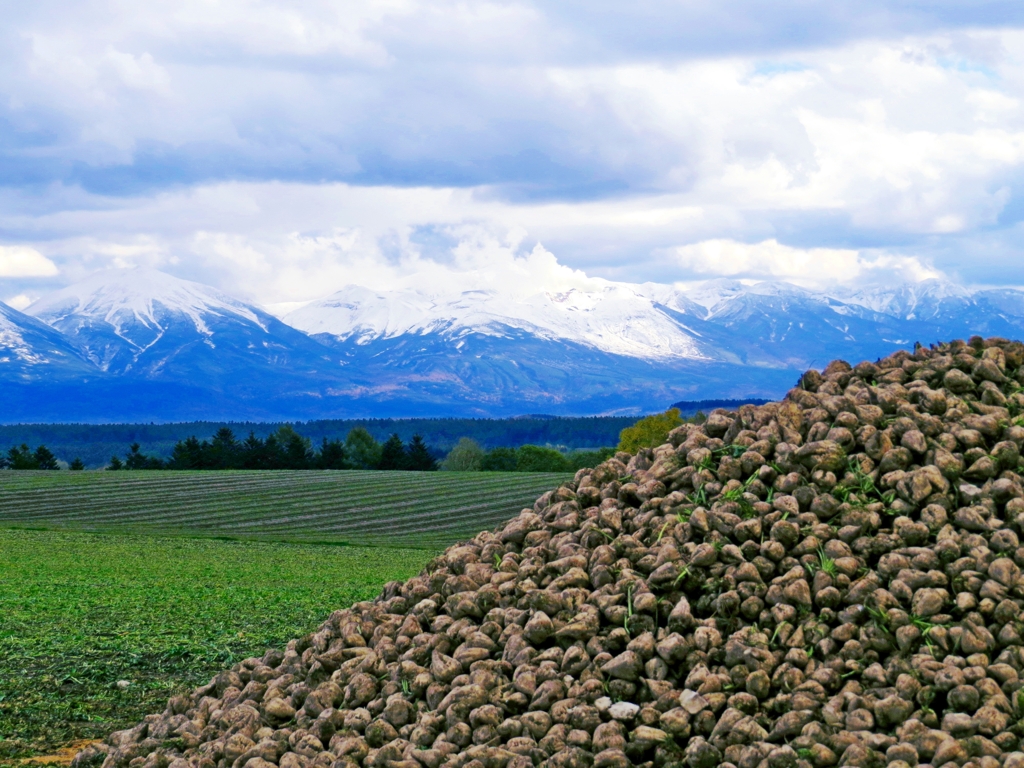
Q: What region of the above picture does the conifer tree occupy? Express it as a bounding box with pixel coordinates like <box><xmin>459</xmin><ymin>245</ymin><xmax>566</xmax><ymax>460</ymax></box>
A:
<box><xmin>125</xmin><ymin>443</ymin><xmax>146</xmax><ymax>469</ymax></box>
<box><xmin>315</xmin><ymin>438</ymin><xmax>348</xmax><ymax>469</ymax></box>
<box><xmin>275</xmin><ymin>426</ymin><xmax>312</xmax><ymax>469</ymax></box>
<box><xmin>8</xmin><ymin>444</ymin><xmax>37</xmax><ymax>469</ymax></box>
<box><xmin>377</xmin><ymin>433</ymin><xmax>407</xmax><ymax>470</ymax></box>
<box><xmin>169</xmin><ymin>436</ymin><xmax>205</xmax><ymax>469</ymax></box>
<box><xmin>263</xmin><ymin>433</ymin><xmax>284</xmax><ymax>468</ymax></box>
<box><xmin>406</xmin><ymin>435</ymin><xmax>437</xmax><ymax>471</ymax></box>
<box><xmin>240</xmin><ymin>432</ymin><xmax>269</xmax><ymax>469</ymax></box>
<box><xmin>124</xmin><ymin>443</ymin><xmax>164</xmax><ymax>469</ymax></box>
<box><xmin>210</xmin><ymin>427</ymin><xmax>239</xmax><ymax>469</ymax></box>
<box><xmin>33</xmin><ymin>445</ymin><xmax>60</xmax><ymax>470</ymax></box>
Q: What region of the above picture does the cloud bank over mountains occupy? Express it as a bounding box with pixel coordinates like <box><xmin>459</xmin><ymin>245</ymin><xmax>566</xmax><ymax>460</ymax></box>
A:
<box><xmin>2</xmin><ymin>2</ymin><xmax>1024</xmax><ymax>309</ymax></box>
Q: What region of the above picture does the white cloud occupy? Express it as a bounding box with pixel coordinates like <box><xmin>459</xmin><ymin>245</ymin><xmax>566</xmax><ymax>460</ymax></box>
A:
<box><xmin>4</xmin><ymin>294</ymin><xmax>34</xmax><ymax>311</ymax></box>
<box><xmin>0</xmin><ymin>178</ymin><xmax>983</xmax><ymax>303</ymax></box>
<box><xmin>102</xmin><ymin>47</ymin><xmax>170</xmax><ymax>93</ymax></box>
<box><xmin>191</xmin><ymin>219</ymin><xmax>599</xmax><ymax>305</ymax></box>
<box><xmin>6</xmin><ymin>10</ymin><xmax>1024</xmax><ymax>222</ymax></box>
<box><xmin>0</xmin><ymin>246</ymin><xmax>59</xmax><ymax>277</ymax></box>
<box><xmin>5</xmin><ymin>15</ymin><xmax>1024</xmax><ymax>294</ymax></box>
<box><xmin>673</xmin><ymin>239</ymin><xmax>942</xmax><ymax>289</ymax></box>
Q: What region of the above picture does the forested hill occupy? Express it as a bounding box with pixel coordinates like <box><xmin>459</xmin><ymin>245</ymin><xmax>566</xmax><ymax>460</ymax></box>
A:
<box><xmin>0</xmin><ymin>416</ymin><xmax>637</xmax><ymax>469</ymax></box>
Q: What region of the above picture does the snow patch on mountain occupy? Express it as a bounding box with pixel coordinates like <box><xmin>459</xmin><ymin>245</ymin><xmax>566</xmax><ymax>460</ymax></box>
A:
<box><xmin>27</xmin><ymin>268</ymin><xmax>268</xmax><ymax>343</ymax></box>
<box><xmin>832</xmin><ymin>279</ymin><xmax>974</xmax><ymax>320</ymax></box>
<box><xmin>674</xmin><ymin>279</ymin><xmax>750</xmax><ymax>315</ymax></box>
<box><xmin>0</xmin><ymin>300</ymin><xmax>96</xmax><ymax>378</ymax></box>
<box><xmin>0</xmin><ymin>305</ymin><xmax>49</xmax><ymax>365</ymax></box>
<box><xmin>285</xmin><ymin>282</ymin><xmax>712</xmax><ymax>361</ymax></box>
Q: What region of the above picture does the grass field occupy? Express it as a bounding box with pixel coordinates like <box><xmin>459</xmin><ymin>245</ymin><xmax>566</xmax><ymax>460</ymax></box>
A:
<box><xmin>0</xmin><ymin>471</ymin><xmax>569</xmax><ymax>763</ymax></box>
<box><xmin>0</xmin><ymin>529</ymin><xmax>433</xmax><ymax>763</ymax></box>
<box><xmin>0</xmin><ymin>470</ymin><xmax>569</xmax><ymax>548</ymax></box>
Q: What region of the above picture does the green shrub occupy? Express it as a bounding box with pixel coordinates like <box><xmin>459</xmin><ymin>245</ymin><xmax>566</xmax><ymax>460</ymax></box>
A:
<box><xmin>516</xmin><ymin>445</ymin><xmax>571</xmax><ymax>472</ymax></box>
<box><xmin>618</xmin><ymin>408</ymin><xmax>683</xmax><ymax>453</ymax></box>
<box><xmin>441</xmin><ymin>438</ymin><xmax>485</xmax><ymax>471</ymax></box>
<box><xmin>481</xmin><ymin>447</ymin><xmax>518</xmax><ymax>471</ymax></box>
<box><xmin>566</xmin><ymin>447</ymin><xmax>616</xmax><ymax>471</ymax></box>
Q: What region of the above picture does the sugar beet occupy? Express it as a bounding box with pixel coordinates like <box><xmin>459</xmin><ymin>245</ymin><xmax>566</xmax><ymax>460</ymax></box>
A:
<box><xmin>75</xmin><ymin>337</ymin><xmax>1024</xmax><ymax>768</ymax></box>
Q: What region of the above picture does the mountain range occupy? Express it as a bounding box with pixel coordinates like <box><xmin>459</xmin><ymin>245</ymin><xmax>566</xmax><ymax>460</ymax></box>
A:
<box><xmin>1</xmin><ymin>268</ymin><xmax>1022</xmax><ymax>422</ymax></box>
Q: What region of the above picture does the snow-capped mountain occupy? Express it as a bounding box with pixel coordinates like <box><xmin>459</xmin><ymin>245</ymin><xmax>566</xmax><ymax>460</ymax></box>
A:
<box><xmin>0</xmin><ymin>301</ymin><xmax>95</xmax><ymax>380</ymax></box>
<box><xmin>296</xmin><ymin>275</ymin><xmax>945</xmax><ymax>373</ymax></box>
<box><xmin>835</xmin><ymin>279</ymin><xmax>974</xmax><ymax>320</ymax></box>
<box><xmin>25</xmin><ymin>269</ymin><xmax>342</xmax><ymax>392</ymax></box>
<box><xmin>284</xmin><ymin>277</ymin><xmax>935</xmax><ymax>374</ymax></box>
<box><xmin>285</xmin><ymin>283</ymin><xmax>711</xmax><ymax>361</ymax></box>
<box><xmin>646</xmin><ymin>280</ymin><xmax>940</xmax><ymax>369</ymax></box>
<box><xmin>281</xmin><ymin>282</ymin><xmax>782</xmax><ymax>417</ymax></box>
<box><xmin>3</xmin><ymin>267</ymin><xmax>1024</xmax><ymax>422</ymax></box>
<box><xmin>834</xmin><ymin>279</ymin><xmax>1024</xmax><ymax>340</ymax></box>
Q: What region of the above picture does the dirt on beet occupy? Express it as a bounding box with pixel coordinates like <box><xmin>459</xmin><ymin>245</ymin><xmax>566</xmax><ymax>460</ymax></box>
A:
<box><xmin>74</xmin><ymin>336</ymin><xmax>1024</xmax><ymax>768</ymax></box>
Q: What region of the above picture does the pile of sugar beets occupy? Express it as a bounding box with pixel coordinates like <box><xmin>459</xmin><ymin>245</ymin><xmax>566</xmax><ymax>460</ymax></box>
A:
<box><xmin>76</xmin><ymin>336</ymin><xmax>1024</xmax><ymax>768</ymax></box>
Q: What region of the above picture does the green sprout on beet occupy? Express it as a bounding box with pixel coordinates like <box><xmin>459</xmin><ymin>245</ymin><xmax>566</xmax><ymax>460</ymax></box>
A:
<box><xmin>673</xmin><ymin>565</ymin><xmax>691</xmax><ymax>587</ymax></box>
<box><xmin>687</xmin><ymin>486</ymin><xmax>709</xmax><ymax>506</ymax></box>
<box><xmin>834</xmin><ymin>456</ymin><xmax>897</xmax><ymax>507</ymax></box>
<box><xmin>656</xmin><ymin>520</ymin><xmax>673</xmax><ymax>543</ymax></box>
<box><xmin>722</xmin><ymin>486</ymin><xmax>743</xmax><ymax>502</ymax></box>
<box><xmin>711</xmin><ymin>445</ymin><xmax>746</xmax><ymax>459</ymax></box>
<box><xmin>723</xmin><ymin>482</ymin><xmax>760</xmax><ymax>519</ymax></box>
<box><xmin>863</xmin><ymin>604</ymin><xmax>896</xmax><ymax>643</ymax></box>
<box><xmin>910</xmin><ymin>615</ymin><xmax>939</xmax><ymax>632</ymax></box>
<box><xmin>817</xmin><ymin>547</ymin><xmax>837</xmax><ymax>576</ymax></box>
<box><xmin>919</xmin><ymin>687</ymin><xmax>935</xmax><ymax>716</ymax></box>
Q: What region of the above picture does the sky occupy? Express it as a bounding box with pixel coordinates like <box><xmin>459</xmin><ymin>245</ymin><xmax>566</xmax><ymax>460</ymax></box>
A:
<box><xmin>3</xmin><ymin>0</ymin><xmax>1024</xmax><ymax>310</ymax></box>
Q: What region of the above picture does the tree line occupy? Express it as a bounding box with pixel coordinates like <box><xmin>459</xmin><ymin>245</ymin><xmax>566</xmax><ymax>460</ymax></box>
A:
<box><xmin>0</xmin><ymin>444</ymin><xmax>84</xmax><ymax>470</ymax></box>
<box><xmin>0</xmin><ymin>409</ymin><xmax>702</xmax><ymax>472</ymax></box>
<box><xmin>438</xmin><ymin>440</ymin><xmax>615</xmax><ymax>472</ymax></box>
<box><xmin>0</xmin><ymin>415</ymin><xmax>637</xmax><ymax>469</ymax></box>
<box><xmin>114</xmin><ymin>426</ymin><xmax>615</xmax><ymax>473</ymax></box>
<box><xmin>436</xmin><ymin>407</ymin><xmax>704</xmax><ymax>471</ymax></box>
<box><xmin>107</xmin><ymin>426</ymin><xmax>439</xmax><ymax>471</ymax></box>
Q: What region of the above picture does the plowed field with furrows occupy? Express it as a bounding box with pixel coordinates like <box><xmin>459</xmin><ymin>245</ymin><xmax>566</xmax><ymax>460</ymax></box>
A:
<box><xmin>0</xmin><ymin>470</ymin><xmax>571</xmax><ymax>547</ymax></box>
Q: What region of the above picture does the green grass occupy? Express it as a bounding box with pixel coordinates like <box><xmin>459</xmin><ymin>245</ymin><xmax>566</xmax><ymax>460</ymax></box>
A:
<box><xmin>0</xmin><ymin>471</ymin><xmax>570</xmax><ymax>761</ymax></box>
<box><xmin>0</xmin><ymin>470</ymin><xmax>570</xmax><ymax>548</ymax></box>
<box><xmin>0</xmin><ymin>529</ymin><xmax>432</xmax><ymax>762</ymax></box>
